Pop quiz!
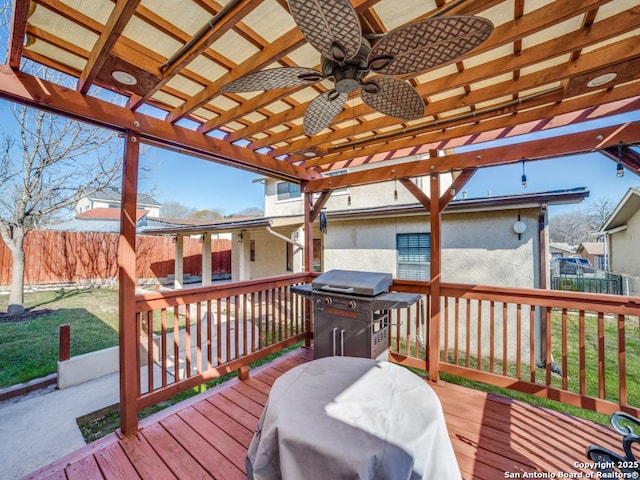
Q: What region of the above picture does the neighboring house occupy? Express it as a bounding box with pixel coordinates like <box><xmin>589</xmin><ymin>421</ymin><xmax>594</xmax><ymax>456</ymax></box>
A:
<box><xmin>258</xmin><ymin>177</ymin><xmax>588</xmax><ymax>289</ymax></box>
<box><xmin>576</xmin><ymin>242</ymin><xmax>605</xmax><ymax>269</ymax></box>
<box><xmin>75</xmin><ymin>189</ymin><xmax>162</xmax><ymax>218</ymax></box>
<box><xmin>598</xmin><ymin>187</ymin><xmax>640</xmax><ymax>292</ymax></box>
<box><xmin>549</xmin><ymin>242</ymin><xmax>575</xmax><ymax>260</ymax></box>
<box><xmin>49</xmin><ymin>208</ymin><xmax>150</xmax><ymax>232</ymax></box>
<box><xmin>142</xmin><ymin>171</ymin><xmax>589</xmax><ymax>291</ymax></box>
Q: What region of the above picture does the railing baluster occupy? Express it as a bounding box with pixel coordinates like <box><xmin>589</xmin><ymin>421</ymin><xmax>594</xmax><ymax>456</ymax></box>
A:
<box><xmin>173</xmin><ymin>306</ymin><xmax>180</xmax><ymax>382</ymax></box>
<box><xmin>454</xmin><ymin>297</ymin><xmax>459</xmax><ymax>365</ymax></box>
<box><xmin>465</xmin><ymin>299</ymin><xmax>471</xmax><ymax>368</ymax></box>
<box><xmin>489</xmin><ymin>300</ymin><xmax>495</xmax><ymax>373</ymax></box>
<box><xmin>216</xmin><ymin>298</ymin><xmax>222</xmax><ymax>366</ymax></box>
<box><xmin>251</xmin><ymin>292</ymin><xmax>256</xmax><ymax>353</ymax></box>
<box><xmin>618</xmin><ymin>313</ymin><xmax>626</xmax><ymax>405</ymax></box>
<box><xmin>529</xmin><ymin>305</ymin><xmax>535</xmax><ymax>383</ymax></box>
<box><xmin>598</xmin><ymin>311</ymin><xmax>605</xmax><ymax>399</ymax></box>
<box><xmin>405</xmin><ymin>306</ymin><xmax>411</xmax><ymax>356</ymax></box>
<box><xmin>502</xmin><ymin>302</ymin><xmax>508</xmax><ymax>376</ymax></box>
<box><xmin>234</xmin><ymin>294</ymin><xmax>240</xmax><ymax>359</ymax></box>
<box><xmin>196</xmin><ymin>302</ymin><xmax>202</xmax><ymax>375</ymax></box>
<box><xmin>561</xmin><ymin>308</ymin><xmax>568</xmax><ymax>391</ymax></box>
<box><xmin>579</xmin><ymin>310</ymin><xmax>585</xmax><ymax>396</ymax></box>
<box><xmin>516</xmin><ymin>303</ymin><xmax>522</xmax><ymax>380</ymax></box>
<box><xmin>146</xmin><ymin>311</ymin><xmax>153</xmax><ymax>394</ymax></box>
<box><xmin>226</xmin><ymin>296</ymin><xmax>232</xmax><ymax>362</ymax></box>
<box><xmin>476</xmin><ymin>299</ymin><xmax>482</xmax><ymax>371</ymax></box>
<box><xmin>185</xmin><ymin>302</ymin><xmax>191</xmax><ymax>378</ymax></box>
<box><xmin>443</xmin><ymin>296</ymin><xmax>449</xmax><ymax>363</ymax></box>
<box><xmin>258</xmin><ymin>291</ymin><xmax>263</xmax><ymax>349</ymax></box>
<box><xmin>545</xmin><ymin>306</ymin><xmax>552</xmax><ymax>386</ymax></box>
<box><xmin>161</xmin><ymin>308</ymin><xmax>167</xmax><ymax>387</ymax></box>
<box><xmin>206</xmin><ymin>300</ymin><xmax>212</xmax><ymax>370</ymax></box>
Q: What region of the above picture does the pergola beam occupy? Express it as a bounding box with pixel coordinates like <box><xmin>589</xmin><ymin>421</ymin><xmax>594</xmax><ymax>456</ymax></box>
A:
<box><xmin>0</xmin><ymin>66</ymin><xmax>314</xmax><ymax>183</ymax></box>
<box><xmin>303</xmin><ymin>120</ymin><xmax>640</xmax><ymax>192</ymax></box>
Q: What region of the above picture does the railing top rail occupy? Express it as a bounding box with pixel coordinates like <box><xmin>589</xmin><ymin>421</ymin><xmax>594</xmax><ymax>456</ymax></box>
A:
<box><xmin>440</xmin><ymin>282</ymin><xmax>640</xmax><ymax>315</ymax></box>
<box><xmin>135</xmin><ymin>273</ymin><xmax>313</xmax><ymax>312</ymax></box>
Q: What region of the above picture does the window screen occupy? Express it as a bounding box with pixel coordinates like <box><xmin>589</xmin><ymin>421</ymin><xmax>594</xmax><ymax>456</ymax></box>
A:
<box><xmin>397</xmin><ymin>233</ymin><xmax>431</xmax><ymax>280</ymax></box>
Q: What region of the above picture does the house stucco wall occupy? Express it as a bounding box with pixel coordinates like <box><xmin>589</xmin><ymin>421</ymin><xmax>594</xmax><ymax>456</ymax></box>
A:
<box><xmin>322</xmin><ymin>208</ymin><xmax>541</xmax><ymax>288</ymax></box>
<box><xmin>231</xmin><ymin>227</ymin><xmax>303</xmax><ymax>281</ymax></box>
<box><xmin>609</xmin><ymin>209</ymin><xmax>640</xmax><ymax>278</ymax></box>
<box><xmin>264</xmin><ymin>175</ymin><xmax>454</xmax><ymax>218</ymax></box>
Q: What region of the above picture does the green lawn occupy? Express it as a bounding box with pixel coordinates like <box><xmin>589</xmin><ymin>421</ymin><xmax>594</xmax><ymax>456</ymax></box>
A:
<box><xmin>0</xmin><ymin>289</ymin><xmax>119</xmax><ymax>388</ymax></box>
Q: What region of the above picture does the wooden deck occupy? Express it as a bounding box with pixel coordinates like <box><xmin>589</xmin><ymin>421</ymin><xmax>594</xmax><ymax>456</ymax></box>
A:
<box><xmin>25</xmin><ymin>348</ymin><xmax>622</xmax><ymax>480</ymax></box>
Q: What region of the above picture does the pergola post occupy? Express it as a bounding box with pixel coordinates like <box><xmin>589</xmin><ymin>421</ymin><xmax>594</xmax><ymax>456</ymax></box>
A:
<box><xmin>174</xmin><ymin>234</ymin><xmax>184</xmax><ymax>289</ymax></box>
<box><xmin>202</xmin><ymin>233</ymin><xmax>212</xmax><ymax>286</ymax></box>
<box><xmin>304</xmin><ymin>192</ymin><xmax>314</xmax><ymax>272</ymax></box>
<box><xmin>303</xmin><ymin>192</ymin><xmax>314</xmax><ymax>347</ymax></box>
<box><xmin>428</xmin><ymin>169</ymin><xmax>442</xmax><ymax>382</ymax></box>
<box><xmin>118</xmin><ymin>129</ymin><xmax>140</xmax><ymax>435</ymax></box>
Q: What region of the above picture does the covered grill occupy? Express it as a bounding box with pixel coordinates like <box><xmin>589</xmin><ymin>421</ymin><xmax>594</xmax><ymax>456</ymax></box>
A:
<box><xmin>291</xmin><ymin>270</ymin><xmax>420</xmax><ymax>360</ymax></box>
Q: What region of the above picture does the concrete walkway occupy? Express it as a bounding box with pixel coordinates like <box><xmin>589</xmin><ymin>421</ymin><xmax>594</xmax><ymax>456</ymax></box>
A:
<box><xmin>0</xmin><ymin>372</ymin><xmax>120</xmax><ymax>480</ymax></box>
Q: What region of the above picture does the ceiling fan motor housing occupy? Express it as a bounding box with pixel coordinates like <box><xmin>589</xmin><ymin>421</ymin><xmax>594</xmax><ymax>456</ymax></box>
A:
<box><xmin>321</xmin><ymin>38</ymin><xmax>371</xmax><ymax>94</ymax></box>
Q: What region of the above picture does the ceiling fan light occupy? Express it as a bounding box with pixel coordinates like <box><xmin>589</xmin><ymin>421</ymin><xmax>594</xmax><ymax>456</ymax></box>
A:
<box><xmin>368</xmin><ymin>55</ymin><xmax>394</xmax><ymax>72</ymax></box>
<box><xmin>330</xmin><ymin>41</ymin><xmax>347</xmax><ymax>62</ymax></box>
<box><xmin>298</xmin><ymin>72</ymin><xmax>323</xmax><ymax>83</ymax></box>
<box><xmin>362</xmin><ymin>81</ymin><xmax>380</xmax><ymax>94</ymax></box>
<box><xmin>327</xmin><ymin>89</ymin><xmax>341</xmax><ymax>102</ymax></box>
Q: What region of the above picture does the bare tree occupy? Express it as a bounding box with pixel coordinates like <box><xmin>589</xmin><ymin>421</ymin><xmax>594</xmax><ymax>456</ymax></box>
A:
<box><xmin>549</xmin><ymin>197</ymin><xmax>616</xmax><ymax>246</ymax></box>
<box><xmin>160</xmin><ymin>201</ymin><xmax>198</xmax><ymax>218</ymax></box>
<box><xmin>586</xmin><ymin>196</ymin><xmax>615</xmax><ymax>231</ymax></box>
<box><xmin>0</xmin><ymin>101</ymin><xmax>121</xmax><ymax>315</ymax></box>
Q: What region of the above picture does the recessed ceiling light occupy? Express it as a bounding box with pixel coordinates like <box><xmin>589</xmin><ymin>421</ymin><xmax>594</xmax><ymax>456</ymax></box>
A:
<box><xmin>304</xmin><ymin>151</ymin><xmax>317</xmax><ymax>158</ymax></box>
<box><xmin>587</xmin><ymin>72</ymin><xmax>617</xmax><ymax>88</ymax></box>
<box><xmin>112</xmin><ymin>70</ymin><xmax>138</xmax><ymax>86</ymax></box>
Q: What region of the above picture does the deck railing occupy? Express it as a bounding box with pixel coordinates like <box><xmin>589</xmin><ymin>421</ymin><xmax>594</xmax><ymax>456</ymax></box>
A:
<box><xmin>127</xmin><ymin>275</ymin><xmax>640</xmax><ymax>431</ymax></box>
<box><xmin>388</xmin><ymin>280</ymin><xmax>640</xmax><ymax>417</ymax></box>
<box><xmin>133</xmin><ymin>273</ymin><xmax>312</xmax><ymax>410</ymax></box>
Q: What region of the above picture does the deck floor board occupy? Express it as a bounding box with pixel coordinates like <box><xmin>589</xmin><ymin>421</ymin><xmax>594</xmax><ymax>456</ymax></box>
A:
<box><xmin>24</xmin><ymin>348</ymin><xmax>625</xmax><ymax>480</ymax></box>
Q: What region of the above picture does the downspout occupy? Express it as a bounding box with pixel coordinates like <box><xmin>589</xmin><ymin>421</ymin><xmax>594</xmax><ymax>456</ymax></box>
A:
<box><xmin>266</xmin><ymin>225</ymin><xmax>304</xmax><ymax>249</ymax></box>
<box><xmin>535</xmin><ymin>203</ymin><xmax>547</xmax><ymax>368</ymax></box>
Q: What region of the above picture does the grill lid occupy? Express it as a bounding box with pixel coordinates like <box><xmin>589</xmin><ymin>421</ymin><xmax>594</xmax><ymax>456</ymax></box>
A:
<box><xmin>312</xmin><ymin>269</ymin><xmax>392</xmax><ymax>297</ymax></box>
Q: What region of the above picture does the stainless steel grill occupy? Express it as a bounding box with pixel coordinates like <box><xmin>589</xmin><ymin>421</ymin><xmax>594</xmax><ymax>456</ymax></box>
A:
<box><xmin>291</xmin><ymin>270</ymin><xmax>420</xmax><ymax>360</ymax></box>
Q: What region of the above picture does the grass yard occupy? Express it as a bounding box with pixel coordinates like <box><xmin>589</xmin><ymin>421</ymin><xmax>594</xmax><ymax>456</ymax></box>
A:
<box><xmin>0</xmin><ymin>288</ymin><xmax>119</xmax><ymax>388</ymax></box>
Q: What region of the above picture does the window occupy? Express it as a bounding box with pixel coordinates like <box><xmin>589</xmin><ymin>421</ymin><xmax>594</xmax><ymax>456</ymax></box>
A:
<box><xmin>276</xmin><ymin>182</ymin><xmax>301</xmax><ymax>201</ymax></box>
<box><xmin>396</xmin><ymin>233</ymin><xmax>431</xmax><ymax>281</ymax></box>
<box><xmin>250</xmin><ymin>240</ymin><xmax>256</xmax><ymax>262</ymax></box>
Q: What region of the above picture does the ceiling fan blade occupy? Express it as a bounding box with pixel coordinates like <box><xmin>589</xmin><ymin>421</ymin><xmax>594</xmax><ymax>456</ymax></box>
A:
<box><xmin>368</xmin><ymin>16</ymin><xmax>493</xmax><ymax>76</ymax></box>
<box><xmin>221</xmin><ymin>67</ymin><xmax>323</xmax><ymax>93</ymax></box>
<box><xmin>288</xmin><ymin>0</ymin><xmax>362</xmax><ymax>62</ymax></box>
<box><xmin>360</xmin><ymin>77</ymin><xmax>424</xmax><ymax>120</ymax></box>
<box><xmin>303</xmin><ymin>90</ymin><xmax>347</xmax><ymax>136</ymax></box>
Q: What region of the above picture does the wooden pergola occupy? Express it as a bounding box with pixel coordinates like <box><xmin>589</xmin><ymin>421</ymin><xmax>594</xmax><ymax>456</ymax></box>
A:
<box><xmin>2</xmin><ymin>0</ymin><xmax>640</xmax><ymax>436</ymax></box>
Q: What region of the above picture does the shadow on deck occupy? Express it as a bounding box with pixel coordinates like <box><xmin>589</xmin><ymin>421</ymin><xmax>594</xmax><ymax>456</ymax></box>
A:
<box><xmin>25</xmin><ymin>347</ymin><xmax>620</xmax><ymax>480</ymax></box>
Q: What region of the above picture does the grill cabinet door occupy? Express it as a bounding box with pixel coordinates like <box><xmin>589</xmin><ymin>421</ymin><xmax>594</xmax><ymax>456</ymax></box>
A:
<box><xmin>314</xmin><ymin>306</ymin><xmax>370</xmax><ymax>359</ymax></box>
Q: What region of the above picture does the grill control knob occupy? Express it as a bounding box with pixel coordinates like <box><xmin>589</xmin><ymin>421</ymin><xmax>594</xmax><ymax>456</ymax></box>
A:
<box><xmin>323</xmin><ymin>297</ymin><xmax>332</xmax><ymax>305</ymax></box>
<box><xmin>347</xmin><ymin>300</ymin><xmax>357</xmax><ymax>310</ymax></box>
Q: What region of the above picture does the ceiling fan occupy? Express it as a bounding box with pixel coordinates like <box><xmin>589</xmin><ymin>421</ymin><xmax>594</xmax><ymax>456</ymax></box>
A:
<box><xmin>221</xmin><ymin>0</ymin><xmax>493</xmax><ymax>136</ymax></box>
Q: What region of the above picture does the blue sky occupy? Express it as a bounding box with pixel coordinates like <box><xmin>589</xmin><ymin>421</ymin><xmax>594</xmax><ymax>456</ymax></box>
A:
<box><xmin>139</xmin><ymin>110</ymin><xmax>639</xmax><ymax>216</ymax></box>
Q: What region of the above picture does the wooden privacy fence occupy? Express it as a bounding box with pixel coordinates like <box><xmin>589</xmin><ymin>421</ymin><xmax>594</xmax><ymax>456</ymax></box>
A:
<box><xmin>0</xmin><ymin>230</ymin><xmax>231</xmax><ymax>286</ymax></box>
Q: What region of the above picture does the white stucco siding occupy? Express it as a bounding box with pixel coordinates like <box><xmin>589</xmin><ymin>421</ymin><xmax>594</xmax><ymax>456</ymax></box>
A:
<box><xmin>323</xmin><ymin>216</ymin><xmax>428</xmax><ymax>276</ymax></box>
<box><xmin>609</xmin><ymin>210</ymin><xmax>640</xmax><ymax>278</ymax></box>
<box><xmin>232</xmin><ymin>227</ymin><xmax>302</xmax><ymax>281</ymax></box>
<box><xmin>321</xmin><ymin>209</ymin><xmax>540</xmax><ymax>288</ymax></box>
<box><xmin>442</xmin><ymin>210</ymin><xmax>539</xmax><ymax>288</ymax></box>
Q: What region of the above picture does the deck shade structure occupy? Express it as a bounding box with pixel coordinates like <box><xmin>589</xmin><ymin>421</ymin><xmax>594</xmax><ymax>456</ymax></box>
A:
<box><xmin>2</xmin><ymin>0</ymin><xmax>640</xmax><ymax>433</ymax></box>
